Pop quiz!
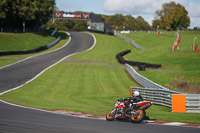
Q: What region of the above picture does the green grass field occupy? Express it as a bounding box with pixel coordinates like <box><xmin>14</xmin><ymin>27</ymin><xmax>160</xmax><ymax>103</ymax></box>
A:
<box><xmin>0</xmin><ymin>62</ymin><xmax>134</xmax><ymax>115</ymax></box>
<box><xmin>71</xmin><ymin>33</ymin><xmax>133</xmax><ymax>65</ymax></box>
<box><xmin>0</xmin><ymin>30</ymin><xmax>56</xmax><ymax>51</ymax></box>
<box><xmin>123</xmin><ymin>31</ymin><xmax>200</xmax><ymax>93</ymax></box>
<box><xmin>0</xmin><ymin>31</ymin><xmax>200</xmax><ymax>124</ymax></box>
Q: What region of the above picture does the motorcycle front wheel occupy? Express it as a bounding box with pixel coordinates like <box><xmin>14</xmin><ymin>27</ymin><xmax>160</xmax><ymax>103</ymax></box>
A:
<box><xmin>130</xmin><ymin>110</ymin><xmax>146</xmax><ymax>123</ymax></box>
<box><xmin>106</xmin><ymin>110</ymin><xmax>115</xmax><ymax>121</ymax></box>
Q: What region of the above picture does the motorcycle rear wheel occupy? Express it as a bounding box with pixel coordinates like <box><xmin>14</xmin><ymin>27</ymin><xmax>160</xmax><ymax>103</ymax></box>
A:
<box><xmin>130</xmin><ymin>110</ymin><xmax>146</xmax><ymax>123</ymax></box>
<box><xmin>106</xmin><ymin>110</ymin><xmax>115</xmax><ymax>121</ymax></box>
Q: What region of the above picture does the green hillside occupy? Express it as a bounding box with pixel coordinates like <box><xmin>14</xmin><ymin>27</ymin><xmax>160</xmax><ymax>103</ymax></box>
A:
<box><xmin>0</xmin><ymin>30</ymin><xmax>55</xmax><ymax>51</ymax></box>
<box><xmin>123</xmin><ymin>31</ymin><xmax>200</xmax><ymax>93</ymax></box>
<box><xmin>0</xmin><ymin>31</ymin><xmax>200</xmax><ymax>124</ymax></box>
<box><xmin>0</xmin><ymin>31</ymin><xmax>68</xmax><ymax>67</ymax></box>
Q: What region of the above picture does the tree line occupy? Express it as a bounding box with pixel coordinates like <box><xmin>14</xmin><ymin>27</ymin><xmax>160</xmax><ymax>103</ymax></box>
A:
<box><xmin>97</xmin><ymin>14</ymin><xmax>151</xmax><ymax>31</ymax></box>
<box><xmin>0</xmin><ymin>0</ymin><xmax>55</xmax><ymax>32</ymax></box>
<box><xmin>47</xmin><ymin>1</ymin><xmax>190</xmax><ymax>31</ymax></box>
<box><xmin>46</xmin><ymin>13</ymin><xmax>152</xmax><ymax>31</ymax></box>
<box><xmin>100</xmin><ymin>1</ymin><xmax>190</xmax><ymax>31</ymax></box>
<box><xmin>0</xmin><ymin>1</ymin><xmax>190</xmax><ymax>32</ymax></box>
<box><xmin>46</xmin><ymin>19</ymin><xmax>88</xmax><ymax>31</ymax></box>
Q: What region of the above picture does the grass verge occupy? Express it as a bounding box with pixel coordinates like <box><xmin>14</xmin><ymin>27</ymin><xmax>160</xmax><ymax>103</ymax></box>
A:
<box><xmin>0</xmin><ymin>30</ymin><xmax>55</xmax><ymax>51</ymax></box>
<box><xmin>0</xmin><ymin>62</ymin><xmax>135</xmax><ymax>115</ymax></box>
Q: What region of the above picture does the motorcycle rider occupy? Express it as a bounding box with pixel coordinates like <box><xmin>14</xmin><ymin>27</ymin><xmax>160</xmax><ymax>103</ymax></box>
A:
<box><xmin>117</xmin><ymin>91</ymin><xmax>143</xmax><ymax>114</ymax></box>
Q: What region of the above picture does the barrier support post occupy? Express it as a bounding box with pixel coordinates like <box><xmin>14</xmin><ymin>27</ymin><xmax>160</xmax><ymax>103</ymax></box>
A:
<box><xmin>130</xmin><ymin>87</ymin><xmax>133</xmax><ymax>97</ymax></box>
<box><xmin>172</xmin><ymin>94</ymin><xmax>186</xmax><ymax>112</ymax></box>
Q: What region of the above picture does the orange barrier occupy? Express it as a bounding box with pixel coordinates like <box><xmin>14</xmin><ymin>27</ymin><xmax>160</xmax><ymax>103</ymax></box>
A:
<box><xmin>172</xmin><ymin>94</ymin><xmax>186</xmax><ymax>112</ymax></box>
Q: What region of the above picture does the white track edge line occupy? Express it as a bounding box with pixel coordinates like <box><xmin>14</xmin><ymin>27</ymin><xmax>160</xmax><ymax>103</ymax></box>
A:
<box><xmin>1</xmin><ymin>33</ymin><xmax>200</xmax><ymax>126</ymax></box>
<box><xmin>0</xmin><ymin>32</ymin><xmax>96</xmax><ymax>96</ymax></box>
<box><xmin>0</xmin><ymin>99</ymin><xmax>105</xmax><ymax>120</ymax></box>
<box><xmin>0</xmin><ymin>32</ymin><xmax>100</xmax><ymax>120</ymax></box>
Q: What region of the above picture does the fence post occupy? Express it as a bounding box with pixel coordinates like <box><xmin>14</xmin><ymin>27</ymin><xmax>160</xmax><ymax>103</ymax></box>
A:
<box><xmin>130</xmin><ymin>87</ymin><xmax>133</xmax><ymax>97</ymax></box>
<box><xmin>172</xmin><ymin>94</ymin><xmax>186</xmax><ymax>112</ymax></box>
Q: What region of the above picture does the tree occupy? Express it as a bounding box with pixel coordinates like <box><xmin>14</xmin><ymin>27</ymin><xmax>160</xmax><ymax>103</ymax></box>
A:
<box><xmin>0</xmin><ymin>0</ymin><xmax>55</xmax><ymax>32</ymax></box>
<box><xmin>124</xmin><ymin>15</ymin><xmax>139</xmax><ymax>30</ymax></box>
<box><xmin>152</xmin><ymin>1</ymin><xmax>190</xmax><ymax>30</ymax></box>
<box><xmin>106</xmin><ymin>14</ymin><xmax>125</xmax><ymax>30</ymax></box>
<box><xmin>136</xmin><ymin>16</ymin><xmax>151</xmax><ymax>30</ymax></box>
<box><xmin>104</xmin><ymin>14</ymin><xmax>151</xmax><ymax>31</ymax></box>
<box><xmin>152</xmin><ymin>18</ymin><xmax>163</xmax><ymax>29</ymax></box>
<box><xmin>0</xmin><ymin>0</ymin><xmax>7</xmax><ymax>19</ymax></box>
<box><xmin>46</xmin><ymin>19</ymin><xmax>87</xmax><ymax>31</ymax></box>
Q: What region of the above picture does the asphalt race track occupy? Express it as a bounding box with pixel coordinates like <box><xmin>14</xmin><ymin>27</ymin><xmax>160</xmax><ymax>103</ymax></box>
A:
<box><xmin>0</xmin><ymin>32</ymin><xmax>199</xmax><ymax>133</ymax></box>
<box><xmin>0</xmin><ymin>32</ymin><xmax>94</xmax><ymax>94</ymax></box>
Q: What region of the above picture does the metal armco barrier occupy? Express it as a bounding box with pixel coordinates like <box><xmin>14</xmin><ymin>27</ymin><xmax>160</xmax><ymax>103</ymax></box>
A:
<box><xmin>51</xmin><ymin>28</ymin><xmax>57</xmax><ymax>36</ymax></box>
<box><xmin>125</xmin><ymin>64</ymin><xmax>168</xmax><ymax>90</ymax></box>
<box><xmin>127</xmin><ymin>64</ymin><xmax>200</xmax><ymax>113</ymax></box>
<box><xmin>185</xmin><ymin>94</ymin><xmax>200</xmax><ymax>113</ymax></box>
<box><xmin>47</xmin><ymin>36</ymin><xmax>61</xmax><ymax>48</ymax></box>
<box><xmin>115</xmin><ymin>33</ymin><xmax>145</xmax><ymax>50</ymax></box>
<box><xmin>131</xmin><ymin>87</ymin><xmax>182</xmax><ymax>108</ymax></box>
<box><xmin>131</xmin><ymin>87</ymin><xmax>200</xmax><ymax>113</ymax></box>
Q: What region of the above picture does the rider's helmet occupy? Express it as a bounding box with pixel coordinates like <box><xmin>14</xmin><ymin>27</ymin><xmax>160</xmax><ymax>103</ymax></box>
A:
<box><xmin>133</xmin><ymin>91</ymin><xmax>139</xmax><ymax>96</ymax></box>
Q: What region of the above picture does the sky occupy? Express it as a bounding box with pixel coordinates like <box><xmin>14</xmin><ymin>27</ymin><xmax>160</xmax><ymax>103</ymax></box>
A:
<box><xmin>56</xmin><ymin>0</ymin><xmax>200</xmax><ymax>28</ymax></box>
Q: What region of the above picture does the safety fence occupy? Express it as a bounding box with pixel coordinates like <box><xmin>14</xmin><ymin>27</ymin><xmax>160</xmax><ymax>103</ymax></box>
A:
<box><xmin>126</xmin><ymin>64</ymin><xmax>200</xmax><ymax>113</ymax></box>
<box><xmin>125</xmin><ymin>64</ymin><xmax>168</xmax><ymax>90</ymax></box>
<box><xmin>185</xmin><ymin>94</ymin><xmax>200</xmax><ymax>113</ymax></box>
<box><xmin>116</xmin><ymin>50</ymin><xmax>161</xmax><ymax>69</ymax></box>
<box><xmin>47</xmin><ymin>36</ymin><xmax>61</xmax><ymax>49</ymax></box>
<box><xmin>130</xmin><ymin>86</ymin><xmax>182</xmax><ymax>108</ymax></box>
<box><xmin>131</xmin><ymin>87</ymin><xmax>200</xmax><ymax>113</ymax></box>
<box><xmin>115</xmin><ymin>33</ymin><xmax>145</xmax><ymax>50</ymax></box>
<box><xmin>51</xmin><ymin>28</ymin><xmax>57</xmax><ymax>36</ymax></box>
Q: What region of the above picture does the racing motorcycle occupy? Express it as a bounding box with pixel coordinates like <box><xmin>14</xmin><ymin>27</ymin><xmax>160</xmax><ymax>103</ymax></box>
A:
<box><xmin>106</xmin><ymin>100</ymin><xmax>152</xmax><ymax>123</ymax></box>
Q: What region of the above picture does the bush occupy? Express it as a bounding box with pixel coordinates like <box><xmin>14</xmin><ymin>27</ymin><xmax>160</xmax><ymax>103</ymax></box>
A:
<box><xmin>170</xmin><ymin>76</ymin><xmax>200</xmax><ymax>94</ymax></box>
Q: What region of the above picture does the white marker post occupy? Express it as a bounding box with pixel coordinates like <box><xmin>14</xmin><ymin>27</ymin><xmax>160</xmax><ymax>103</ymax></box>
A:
<box><xmin>193</xmin><ymin>37</ymin><xmax>197</xmax><ymax>51</ymax></box>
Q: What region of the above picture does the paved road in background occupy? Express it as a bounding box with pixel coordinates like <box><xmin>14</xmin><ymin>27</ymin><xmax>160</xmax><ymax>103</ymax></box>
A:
<box><xmin>0</xmin><ymin>32</ymin><xmax>94</xmax><ymax>93</ymax></box>
<box><xmin>0</xmin><ymin>32</ymin><xmax>199</xmax><ymax>133</ymax></box>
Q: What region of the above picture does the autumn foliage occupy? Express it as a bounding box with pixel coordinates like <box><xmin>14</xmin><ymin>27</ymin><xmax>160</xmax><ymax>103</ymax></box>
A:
<box><xmin>152</xmin><ymin>1</ymin><xmax>190</xmax><ymax>30</ymax></box>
